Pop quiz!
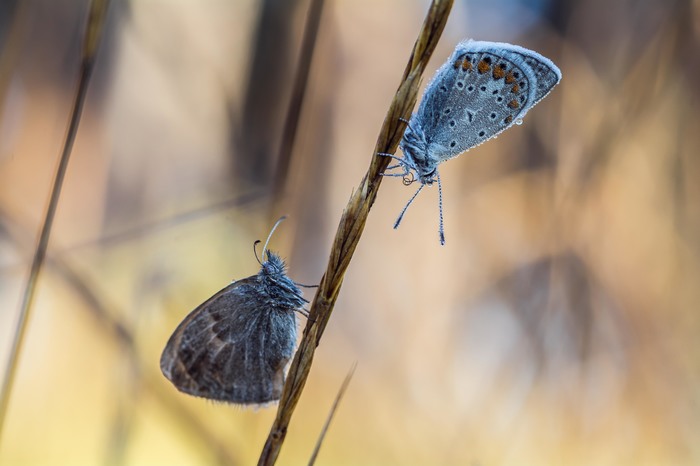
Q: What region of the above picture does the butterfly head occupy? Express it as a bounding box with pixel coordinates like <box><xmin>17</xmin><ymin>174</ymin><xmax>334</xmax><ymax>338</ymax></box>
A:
<box><xmin>258</xmin><ymin>250</ymin><xmax>306</xmax><ymax>309</ymax></box>
<box><xmin>261</xmin><ymin>250</ymin><xmax>287</xmax><ymax>276</ymax></box>
<box><xmin>255</xmin><ymin>217</ymin><xmax>306</xmax><ymax>309</ymax></box>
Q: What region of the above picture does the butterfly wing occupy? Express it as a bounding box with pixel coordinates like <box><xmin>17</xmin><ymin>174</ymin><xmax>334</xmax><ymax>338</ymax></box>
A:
<box><xmin>160</xmin><ymin>277</ymin><xmax>298</xmax><ymax>404</ymax></box>
<box><xmin>415</xmin><ymin>40</ymin><xmax>561</xmax><ymax>164</ymax></box>
<box><xmin>467</xmin><ymin>41</ymin><xmax>562</xmax><ymax>107</ymax></box>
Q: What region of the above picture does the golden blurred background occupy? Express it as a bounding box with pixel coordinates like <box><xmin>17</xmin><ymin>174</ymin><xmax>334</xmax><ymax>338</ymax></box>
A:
<box><xmin>1</xmin><ymin>0</ymin><xmax>700</xmax><ymax>464</ymax></box>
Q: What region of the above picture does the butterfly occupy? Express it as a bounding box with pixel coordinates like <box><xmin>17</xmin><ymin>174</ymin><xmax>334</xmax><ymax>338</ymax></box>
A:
<box><xmin>382</xmin><ymin>40</ymin><xmax>562</xmax><ymax>244</ymax></box>
<box><xmin>160</xmin><ymin>217</ymin><xmax>308</xmax><ymax>404</ymax></box>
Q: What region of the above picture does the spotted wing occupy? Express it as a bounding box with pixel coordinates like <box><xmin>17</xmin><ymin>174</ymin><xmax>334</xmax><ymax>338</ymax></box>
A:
<box><xmin>469</xmin><ymin>41</ymin><xmax>561</xmax><ymax>107</ymax></box>
<box><xmin>415</xmin><ymin>39</ymin><xmax>561</xmax><ymax>163</ymax></box>
<box><xmin>160</xmin><ymin>277</ymin><xmax>298</xmax><ymax>404</ymax></box>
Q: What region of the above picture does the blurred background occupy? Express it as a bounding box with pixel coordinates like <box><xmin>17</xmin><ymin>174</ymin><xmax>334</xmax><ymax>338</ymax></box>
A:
<box><xmin>1</xmin><ymin>0</ymin><xmax>700</xmax><ymax>464</ymax></box>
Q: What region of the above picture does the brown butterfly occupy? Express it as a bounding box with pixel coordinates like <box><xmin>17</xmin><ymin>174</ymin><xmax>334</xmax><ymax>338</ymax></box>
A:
<box><xmin>160</xmin><ymin>218</ymin><xmax>308</xmax><ymax>404</ymax></box>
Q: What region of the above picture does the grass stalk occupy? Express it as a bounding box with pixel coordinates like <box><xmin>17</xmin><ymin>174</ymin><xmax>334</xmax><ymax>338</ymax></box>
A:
<box><xmin>0</xmin><ymin>0</ymin><xmax>111</xmax><ymax>443</ymax></box>
<box><xmin>257</xmin><ymin>1</ymin><xmax>454</xmax><ymax>464</ymax></box>
<box><xmin>307</xmin><ymin>363</ymin><xmax>356</xmax><ymax>465</ymax></box>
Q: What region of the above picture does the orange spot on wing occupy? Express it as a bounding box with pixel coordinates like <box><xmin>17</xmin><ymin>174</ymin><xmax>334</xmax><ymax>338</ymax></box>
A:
<box><xmin>505</xmin><ymin>72</ymin><xmax>516</xmax><ymax>84</ymax></box>
<box><xmin>508</xmin><ymin>99</ymin><xmax>520</xmax><ymax>109</ymax></box>
<box><xmin>504</xmin><ymin>115</ymin><xmax>513</xmax><ymax>124</ymax></box>
<box><xmin>511</xmin><ymin>84</ymin><xmax>520</xmax><ymax>93</ymax></box>
<box><xmin>492</xmin><ymin>65</ymin><xmax>505</xmax><ymax>79</ymax></box>
<box><xmin>453</xmin><ymin>59</ymin><xmax>461</xmax><ymax>69</ymax></box>
<box><xmin>477</xmin><ymin>60</ymin><xmax>491</xmax><ymax>74</ymax></box>
<box><xmin>462</xmin><ymin>59</ymin><xmax>472</xmax><ymax>71</ymax></box>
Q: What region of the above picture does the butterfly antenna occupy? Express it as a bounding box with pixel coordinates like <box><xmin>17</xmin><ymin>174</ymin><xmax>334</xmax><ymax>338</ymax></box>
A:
<box><xmin>263</xmin><ymin>215</ymin><xmax>287</xmax><ymax>259</ymax></box>
<box><xmin>393</xmin><ymin>184</ymin><xmax>424</xmax><ymax>229</ymax></box>
<box><xmin>437</xmin><ymin>171</ymin><xmax>445</xmax><ymax>245</ymax></box>
<box><xmin>253</xmin><ymin>240</ymin><xmax>263</xmax><ymax>265</ymax></box>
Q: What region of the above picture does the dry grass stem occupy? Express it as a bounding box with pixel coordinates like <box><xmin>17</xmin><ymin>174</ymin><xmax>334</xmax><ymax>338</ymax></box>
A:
<box><xmin>271</xmin><ymin>0</ymin><xmax>327</xmax><ymax>207</ymax></box>
<box><xmin>257</xmin><ymin>1</ymin><xmax>454</xmax><ymax>464</ymax></box>
<box><xmin>307</xmin><ymin>363</ymin><xmax>357</xmax><ymax>466</ymax></box>
<box><xmin>0</xmin><ymin>0</ymin><xmax>111</xmax><ymax>443</ymax></box>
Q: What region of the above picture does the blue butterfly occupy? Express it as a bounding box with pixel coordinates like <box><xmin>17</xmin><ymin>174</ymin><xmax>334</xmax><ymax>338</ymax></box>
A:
<box><xmin>382</xmin><ymin>40</ymin><xmax>562</xmax><ymax>244</ymax></box>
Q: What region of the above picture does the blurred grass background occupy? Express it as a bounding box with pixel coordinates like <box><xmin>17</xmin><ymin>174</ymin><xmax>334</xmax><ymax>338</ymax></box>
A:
<box><xmin>1</xmin><ymin>0</ymin><xmax>700</xmax><ymax>464</ymax></box>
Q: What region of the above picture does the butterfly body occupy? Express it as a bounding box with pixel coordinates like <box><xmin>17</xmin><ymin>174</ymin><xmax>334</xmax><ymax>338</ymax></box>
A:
<box><xmin>160</xmin><ymin>233</ymin><xmax>305</xmax><ymax>404</ymax></box>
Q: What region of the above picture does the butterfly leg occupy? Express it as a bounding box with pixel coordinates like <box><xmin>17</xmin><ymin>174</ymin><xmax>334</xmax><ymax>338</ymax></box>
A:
<box><xmin>393</xmin><ymin>183</ymin><xmax>425</xmax><ymax>230</ymax></box>
<box><xmin>378</xmin><ymin>153</ymin><xmax>415</xmax><ymax>180</ymax></box>
<box><xmin>377</xmin><ymin>153</ymin><xmax>407</xmax><ymax>165</ymax></box>
<box><xmin>295</xmin><ymin>282</ymin><xmax>319</xmax><ymax>288</ymax></box>
<box><xmin>437</xmin><ymin>171</ymin><xmax>445</xmax><ymax>245</ymax></box>
<box><xmin>297</xmin><ymin>307</ymin><xmax>317</xmax><ymax>323</ymax></box>
<box><xmin>378</xmin><ymin>155</ymin><xmax>409</xmax><ymax>179</ymax></box>
<box><xmin>399</xmin><ymin>117</ymin><xmax>420</xmax><ymax>136</ymax></box>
